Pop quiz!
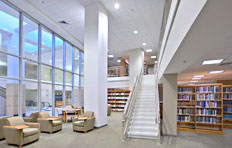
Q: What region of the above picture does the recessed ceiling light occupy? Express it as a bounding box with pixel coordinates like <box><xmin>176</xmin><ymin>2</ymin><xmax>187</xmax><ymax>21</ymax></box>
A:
<box><xmin>133</xmin><ymin>30</ymin><xmax>138</xmax><ymax>34</ymax></box>
<box><xmin>191</xmin><ymin>81</ymin><xmax>198</xmax><ymax>83</ymax></box>
<box><xmin>209</xmin><ymin>70</ymin><xmax>224</xmax><ymax>74</ymax></box>
<box><xmin>114</xmin><ymin>3</ymin><xmax>120</xmax><ymax>9</ymax></box>
<box><xmin>108</xmin><ymin>55</ymin><xmax>114</xmax><ymax>58</ymax></box>
<box><xmin>192</xmin><ymin>77</ymin><xmax>201</xmax><ymax>80</ymax></box>
<box><xmin>154</xmin><ymin>61</ymin><xmax>158</xmax><ymax>64</ymax></box>
<box><xmin>42</xmin><ymin>42</ymin><xmax>45</xmax><ymax>45</ymax></box>
<box><xmin>202</xmin><ymin>59</ymin><xmax>223</xmax><ymax>65</ymax></box>
<box><xmin>142</xmin><ymin>43</ymin><xmax>146</xmax><ymax>46</ymax></box>
<box><xmin>151</xmin><ymin>56</ymin><xmax>156</xmax><ymax>59</ymax></box>
<box><xmin>49</xmin><ymin>60</ymin><xmax>52</xmax><ymax>63</ymax></box>
<box><xmin>146</xmin><ymin>49</ymin><xmax>152</xmax><ymax>52</ymax></box>
<box><xmin>194</xmin><ymin>75</ymin><xmax>204</xmax><ymax>78</ymax></box>
<box><xmin>117</xmin><ymin>60</ymin><xmax>121</xmax><ymax>63</ymax></box>
<box><xmin>31</xmin><ymin>54</ymin><xmax>35</xmax><ymax>56</ymax></box>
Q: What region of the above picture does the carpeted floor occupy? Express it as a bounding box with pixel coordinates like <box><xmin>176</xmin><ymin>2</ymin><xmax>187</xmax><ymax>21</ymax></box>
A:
<box><xmin>0</xmin><ymin>112</ymin><xmax>232</xmax><ymax>148</ymax></box>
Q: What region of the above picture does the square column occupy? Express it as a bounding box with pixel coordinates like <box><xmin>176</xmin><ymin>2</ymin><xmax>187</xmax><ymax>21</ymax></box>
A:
<box><xmin>162</xmin><ymin>74</ymin><xmax>177</xmax><ymax>136</ymax></box>
<box><xmin>84</xmin><ymin>2</ymin><xmax>108</xmax><ymax>127</ymax></box>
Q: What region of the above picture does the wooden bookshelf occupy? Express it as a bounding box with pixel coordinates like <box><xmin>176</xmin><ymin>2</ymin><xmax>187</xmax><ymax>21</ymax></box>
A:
<box><xmin>223</xmin><ymin>85</ymin><xmax>232</xmax><ymax>129</ymax></box>
<box><xmin>107</xmin><ymin>88</ymin><xmax>130</xmax><ymax>112</ymax></box>
<box><xmin>177</xmin><ymin>84</ymin><xmax>223</xmax><ymax>135</ymax></box>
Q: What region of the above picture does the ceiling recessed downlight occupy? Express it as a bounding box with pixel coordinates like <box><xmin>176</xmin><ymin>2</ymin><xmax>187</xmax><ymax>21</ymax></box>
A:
<box><xmin>108</xmin><ymin>55</ymin><xmax>114</xmax><ymax>58</ymax></box>
<box><xmin>194</xmin><ymin>75</ymin><xmax>204</xmax><ymax>78</ymax></box>
<box><xmin>117</xmin><ymin>60</ymin><xmax>121</xmax><ymax>63</ymax></box>
<box><xmin>154</xmin><ymin>61</ymin><xmax>158</xmax><ymax>64</ymax></box>
<box><xmin>133</xmin><ymin>30</ymin><xmax>138</xmax><ymax>34</ymax></box>
<box><xmin>145</xmin><ymin>49</ymin><xmax>152</xmax><ymax>52</ymax></box>
<box><xmin>142</xmin><ymin>43</ymin><xmax>146</xmax><ymax>46</ymax></box>
<box><xmin>209</xmin><ymin>70</ymin><xmax>224</xmax><ymax>74</ymax></box>
<box><xmin>202</xmin><ymin>59</ymin><xmax>223</xmax><ymax>65</ymax></box>
<box><xmin>151</xmin><ymin>56</ymin><xmax>156</xmax><ymax>59</ymax></box>
<box><xmin>114</xmin><ymin>3</ymin><xmax>120</xmax><ymax>9</ymax></box>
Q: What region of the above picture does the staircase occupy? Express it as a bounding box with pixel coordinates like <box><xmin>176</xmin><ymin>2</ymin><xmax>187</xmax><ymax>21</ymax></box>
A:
<box><xmin>127</xmin><ymin>75</ymin><xmax>159</xmax><ymax>139</ymax></box>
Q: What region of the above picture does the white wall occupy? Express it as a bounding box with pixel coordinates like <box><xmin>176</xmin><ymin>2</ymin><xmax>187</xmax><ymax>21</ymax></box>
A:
<box><xmin>107</xmin><ymin>77</ymin><xmax>130</xmax><ymax>89</ymax></box>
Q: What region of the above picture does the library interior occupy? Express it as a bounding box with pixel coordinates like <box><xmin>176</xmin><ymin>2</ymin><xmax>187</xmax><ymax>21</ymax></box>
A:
<box><xmin>0</xmin><ymin>0</ymin><xmax>232</xmax><ymax>148</ymax></box>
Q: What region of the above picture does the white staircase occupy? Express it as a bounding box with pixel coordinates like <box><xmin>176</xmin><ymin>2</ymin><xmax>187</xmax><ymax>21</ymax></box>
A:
<box><xmin>127</xmin><ymin>75</ymin><xmax>159</xmax><ymax>139</ymax></box>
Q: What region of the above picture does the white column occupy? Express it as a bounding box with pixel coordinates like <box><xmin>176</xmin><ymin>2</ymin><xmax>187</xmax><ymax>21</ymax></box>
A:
<box><xmin>84</xmin><ymin>2</ymin><xmax>108</xmax><ymax>127</ymax></box>
<box><xmin>162</xmin><ymin>74</ymin><xmax>177</xmax><ymax>136</ymax></box>
<box><xmin>129</xmin><ymin>48</ymin><xmax>144</xmax><ymax>87</ymax></box>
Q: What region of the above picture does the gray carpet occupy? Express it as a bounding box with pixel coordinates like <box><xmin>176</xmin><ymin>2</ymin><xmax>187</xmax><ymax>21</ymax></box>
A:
<box><xmin>0</xmin><ymin>112</ymin><xmax>232</xmax><ymax>148</ymax></box>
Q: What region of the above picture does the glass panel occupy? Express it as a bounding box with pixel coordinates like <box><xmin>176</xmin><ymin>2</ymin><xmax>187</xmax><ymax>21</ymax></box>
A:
<box><xmin>41</xmin><ymin>83</ymin><xmax>52</xmax><ymax>116</ymax></box>
<box><xmin>23</xmin><ymin>15</ymin><xmax>38</xmax><ymax>61</ymax></box>
<box><xmin>81</xmin><ymin>76</ymin><xmax>84</xmax><ymax>87</ymax></box>
<box><xmin>65</xmin><ymin>72</ymin><xmax>72</xmax><ymax>86</ymax></box>
<box><xmin>41</xmin><ymin>65</ymin><xmax>52</xmax><ymax>83</ymax></box>
<box><xmin>81</xmin><ymin>52</ymin><xmax>84</xmax><ymax>75</ymax></box>
<box><xmin>65</xmin><ymin>86</ymin><xmax>72</xmax><ymax>106</ymax></box>
<box><xmin>55</xmin><ymin>69</ymin><xmax>63</xmax><ymax>84</ymax></box>
<box><xmin>24</xmin><ymin>81</ymin><xmax>38</xmax><ymax>117</ymax></box>
<box><xmin>74</xmin><ymin>48</ymin><xmax>79</xmax><ymax>74</ymax></box>
<box><xmin>65</xmin><ymin>43</ymin><xmax>72</xmax><ymax>72</ymax></box>
<box><xmin>23</xmin><ymin>60</ymin><xmax>38</xmax><ymax>80</ymax></box>
<box><xmin>55</xmin><ymin>85</ymin><xmax>63</xmax><ymax>107</ymax></box>
<box><xmin>41</xmin><ymin>28</ymin><xmax>52</xmax><ymax>65</ymax></box>
<box><xmin>55</xmin><ymin>36</ymin><xmax>63</xmax><ymax>69</ymax></box>
<box><xmin>0</xmin><ymin>78</ymin><xmax>19</xmax><ymax>117</ymax></box>
<box><xmin>73</xmin><ymin>87</ymin><xmax>79</xmax><ymax>107</ymax></box>
<box><xmin>0</xmin><ymin>1</ymin><xmax>19</xmax><ymax>55</ymax></box>
<box><xmin>74</xmin><ymin>74</ymin><xmax>79</xmax><ymax>87</ymax></box>
<box><xmin>80</xmin><ymin>87</ymin><xmax>84</xmax><ymax>107</ymax></box>
<box><xmin>0</xmin><ymin>53</ymin><xmax>19</xmax><ymax>78</ymax></box>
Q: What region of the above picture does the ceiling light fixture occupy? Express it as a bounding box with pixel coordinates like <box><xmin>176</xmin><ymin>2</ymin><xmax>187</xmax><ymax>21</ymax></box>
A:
<box><xmin>194</xmin><ymin>75</ymin><xmax>204</xmax><ymax>78</ymax></box>
<box><xmin>133</xmin><ymin>30</ymin><xmax>138</xmax><ymax>34</ymax></box>
<box><xmin>202</xmin><ymin>59</ymin><xmax>223</xmax><ymax>65</ymax></box>
<box><xmin>209</xmin><ymin>70</ymin><xmax>224</xmax><ymax>74</ymax></box>
<box><xmin>146</xmin><ymin>49</ymin><xmax>152</xmax><ymax>52</ymax></box>
<box><xmin>142</xmin><ymin>42</ymin><xmax>146</xmax><ymax>46</ymax></box>
<box><xmin>151</xmin><ymin>56</ymin><xmax>156</xmax><ymax>59</ymax></box>
<box><xmin>117</xmin><ymin>60</ymin><xmax>121</xmax><ymax>63</ymax></box>
<box><xmin>49</xmin><ymin>60</ymin><xmax>52</xmax><ymax>63</ymax></box>
<box><xmin>192</xmin><ymin>77</ymin><xmax>201</xmax><ymax>80</ymax></box>
<box><xmin>114</xmin><ymin>3</ymin><xmax>120</xmax><ymax>9</ymax></box>
<box><xmin>42</xmin><ymin>42</ymin><xmax>45</xmax><ymax>45</ymax></box>
<box><xmin>108</xmin><ymin>55</ymin><xmax>114</xmax><ymax>58</ymax></box>
<box><xmin>154</xmin><ymin>61</ymin><xmax>158</xmax><ymax>64</ymax></box>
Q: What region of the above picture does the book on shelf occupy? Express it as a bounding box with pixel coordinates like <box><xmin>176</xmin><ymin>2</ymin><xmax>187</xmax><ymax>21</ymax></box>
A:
<box><xmin>196</xmin><ymin>116</ymin><xmax>220</xmax><ymax>124</ymax></box>
<box><xmin>178</xmin><ymin>87</ymin><xmax>194</xmax><ymax>93</ymax></box>
<box><xmin>178</xmin><ymin>108</ymin><xmax>194</xmax><ymax>115</ymax></box>
<box><xmin>197</xmin><ymin>109</ymin><xmax>217</xmax><ymax>116</ymax></box>
<box><xmin>196</xmin><ymin>94</ymin><xmax>220</xmax><ymax>101</ymax></box>
<box><xmin>178</xmin><ymin>94</ymin><xmax>193</xmax><ymax>101</ymax></box>
<box><xmin>177</xmin><ymin>116</ymin><xmax>194</xmax><ymax>122</ymax></box>
<box><xmin>196</xmin><ymin>86</ymin><xmax>220</xmax><ymax>93</ymax></box>
<box><xmin>223</xmin><ymin>87</ymin><xmax>232</xmax><ymax>93</ymax></box>
<box><xmin>223</xmin><ymin>94</ymin><xmax>232</xmax><ymax>100</ymax></box>
<box><xmin>196</xmin><ymin>101</ymin><xmax>218</xmax><ymax>108</ymax></box>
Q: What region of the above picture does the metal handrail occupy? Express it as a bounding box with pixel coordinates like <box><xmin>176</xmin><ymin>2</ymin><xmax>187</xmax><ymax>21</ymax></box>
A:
<box><xmin>122</xmin><ymin>69</ymin><xmax>143</xmax><ymax>140</ymax></box>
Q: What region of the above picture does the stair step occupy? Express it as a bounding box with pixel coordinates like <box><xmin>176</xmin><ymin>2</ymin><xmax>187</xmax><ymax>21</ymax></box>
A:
<box><xmin>127</xmin><ymin>131</ymin><xmax>158</xmax><ymax>139</ymax></box>
<box><xmin>132</xmin><ymin>116</ymin><xmax>156</xmax><ymax>122</ymax></box>
<box><xmin>133</xmin><ymin>112</ymin><xmax>156</xmax><ymax>116</ymax></box>
<box><xmin>130</xmin><ymin>121</ymin><xmax>157</xmax><ymax>126</ymax></box>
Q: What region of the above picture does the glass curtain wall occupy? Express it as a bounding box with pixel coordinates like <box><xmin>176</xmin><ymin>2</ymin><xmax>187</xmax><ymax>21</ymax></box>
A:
<box><xmin>0</xmin><ymin>1</ymin><xmax>84</xmax><ymax>117</ymax></box>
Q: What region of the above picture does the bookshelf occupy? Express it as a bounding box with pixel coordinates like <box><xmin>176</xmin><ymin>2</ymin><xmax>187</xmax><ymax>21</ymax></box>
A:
<box><xmin>107</xmin><ymin>88</ymin><xmax>130</xmax><ymax>112</ymax></box>
<box><xmin>223</xmin><ymin>85</ymin><xmax>232</xmax><ymax>129</ymax></box>
<box><xmin>177</xmin><ymin>84</ymin><xmax>223</xmax><ymax>135</ymax></box>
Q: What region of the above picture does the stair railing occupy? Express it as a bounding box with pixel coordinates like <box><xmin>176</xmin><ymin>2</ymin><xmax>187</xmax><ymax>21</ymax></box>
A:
<box><xmin>122</xmin><ymin>69</ymin><xmax>143</xmax><ymax>140</ymax></box>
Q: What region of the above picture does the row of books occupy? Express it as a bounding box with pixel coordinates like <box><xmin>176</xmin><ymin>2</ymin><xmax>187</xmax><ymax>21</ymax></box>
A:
<box><xmin>197</xmin><ymin>109</ymin><xmax>218</xmax><ymax>116</ymax></box>
<box><xmin>196</xmin><ymin>117</ymin><xmax>220</xmax><ymax>124</ymax></box>
<box><xmin>196</xmin><ymin>86</ymin><xmax>220</xmax><ymax>93</ymax></box>
<box><xmin>196</xmin><ymin>94</ymin><xmax>220</xmax><ymax>100</ymax></box>
<box><xmin>223</xmin><ymin>87</ymin><xmax>232</xmax><ymax>93</ymax></box>
<box><xmin>178</xmin><ymin>94</ymin><xmax>193</xmax><ymax>101</ymax></box>
<box><xmin>178</xmin><ymin>102</ymin><xmax>195</xmax><ymax>107</ymax></box>
<box><xmin>108</xmin><ymin>93</ymin><xmax>129</xmax><ymax>95</ymax></box>
<box><xmin>223</xmin><ymin>114</ymin><xmax>232</xmax><ymax>119</ymax></box>
<box><xmin>223</xmin><ymin>94</ymin><xmax>232</xmax><ymax>99</ymax></box>
<box><xmin>108</xmin><ymin>97</ymin><xmax>128</xmax><ymax>99</ymax></box>
<box><xmin>178</xmin><ymin>108</ymin><xmax>194</xmax><ymax>115</ymax></box>
<box><xmin>223</xmin><ymin>107</ymin><xmax>232</xmax><ymax>113</ymax></box>
<box><xmin>178</xmin><ymin>87</ymin><xmax>193</xmax><ymax>93</ymax></box>
<box><xmin>196</xmin><ymin>101</ymin><xmax>218</xmax><ymax>108</ymax></box>
<box><xmin>177</xmin><ymin>116</ymin><xmax>194</xmax><ymax>122</ymax></box>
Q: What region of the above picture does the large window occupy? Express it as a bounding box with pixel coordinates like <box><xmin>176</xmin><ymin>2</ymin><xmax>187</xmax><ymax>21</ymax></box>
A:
<box><xmin>0</xmin><ymin>1</ymin><xmax>84</xmax><ymax>117</ymax></box>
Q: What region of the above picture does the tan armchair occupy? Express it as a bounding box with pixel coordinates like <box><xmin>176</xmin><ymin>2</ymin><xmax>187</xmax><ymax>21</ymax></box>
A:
<box><xmin>37</xmin><ymin>112</ymin><xmax>62</xmax><ymax>134</ymax></box>
<box><xmin>107</xmin><ymin>104</ymin><xmax>112</xmax><ymax>116</ymax></box>
<box><xmin>3</xmin><ymin>117</ymin><xmax>40</xmax><ymax>147</ymax></box>
<box><xmin>73</xmin><ymin>111</ymin><xmax>95</xmax><ymax>133</ymax></box>
<box><xmin>23</xmin><ymin>112</ymin><xmax>39</xmax><ymax>123</ymax></box>
<box><xmin>0</xmin><ymin>116</ymin><xmax>10</xmax><ymax>140</ymax></box>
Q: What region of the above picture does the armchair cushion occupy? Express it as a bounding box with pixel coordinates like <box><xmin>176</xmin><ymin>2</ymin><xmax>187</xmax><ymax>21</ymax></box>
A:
<box><xmin>6</xmin><ymin>117</ymin><xmax>25</xmax><ymax>126</ymax></box>
<box><xmin>23</xmin><ymin>128</ymin><xmax>39</xmax><ymax>137</ymax></box>
<box><xmin>83</xmin><ymin>111</ymin><xmax>94</xmax><ymax>117</ymax></box>
<box><xmin>52</xmin><ymin>120</ymin><xmax>62</xmax><ymax>126</ymax></box>
<box><xmin>73</xmin><ymin>121</ymin><xmax>84</xmax><ymax>127</ymax></box>
<box><xmin>39</xmin><ymin>112</ymin><xmax>50</xmax><ymax>118</ymax></box>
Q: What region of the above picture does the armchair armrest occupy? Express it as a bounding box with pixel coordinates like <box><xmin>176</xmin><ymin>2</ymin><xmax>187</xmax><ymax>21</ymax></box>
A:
<box><xmin>4</xmin><ymin>125</ymin><xmax>29</xmax><ymax>130</ymax></box>
<box><xmin>23</xmin><ymin>117</ymin><xmax>33</xmax><ymax>122</ymax></box>
<box><xmin>25</xmin><ymin>122</ymin><xmax>40</xmax><ymax>129</ymax></box>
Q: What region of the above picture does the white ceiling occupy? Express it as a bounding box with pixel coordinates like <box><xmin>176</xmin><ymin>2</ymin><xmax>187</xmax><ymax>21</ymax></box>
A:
<box><xmin>27</xmin><ymin>0</ymin><xmax>165</xmax><ymax>66</ymax></box>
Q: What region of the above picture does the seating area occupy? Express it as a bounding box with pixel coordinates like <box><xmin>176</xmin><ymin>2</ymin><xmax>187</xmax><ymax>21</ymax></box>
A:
<box><xmin>0</xmin><ymin>111</ymin><xmax>95</xmax><ymax>147</ymax></box>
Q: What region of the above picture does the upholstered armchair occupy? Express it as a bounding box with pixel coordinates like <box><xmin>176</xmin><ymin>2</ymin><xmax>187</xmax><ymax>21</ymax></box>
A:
<box><xmin>73</xmin><ymin>111</ymin><xmax>95</xmax><ymax>133</ymax></box>
<box><xmin>37</xmin><ymin>112</ymin><xmax>62</xmax><ymax>134</ymax></box>
<box><xmin>0</xmin><ymin>116</ymin><xmax>10</xmax><ymax>140</ymax></box>
<box><xmin>23</xmin><ymin>112</ymin><xmax>39</xmax><ymax>123</ymax></box>
<box><xmin>107</xmin><ymin>104</ymin><xmax>112</xmax><ymax>116</ymax></box>
<box><xmin>3</xmin><ymin>117</ymin><xmax>40</xmax><ymax>147</ymax></box>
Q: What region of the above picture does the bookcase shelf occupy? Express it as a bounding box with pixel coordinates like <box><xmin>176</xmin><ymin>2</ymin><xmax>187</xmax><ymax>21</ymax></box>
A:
<box><xmin>177</xmin><ymin>84</ymin><xmax>223</xmax><ymax>135</ymax></box>
<box><xmin>107</xmin><ymin>88</ymin><xmax>130</xmax><ymax>112</ymax></box>
<box><xmin>223</xmin><ymin>85</ymin><xmax>232</xmax><ymax>129</ymax></box>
